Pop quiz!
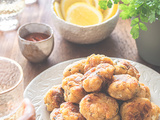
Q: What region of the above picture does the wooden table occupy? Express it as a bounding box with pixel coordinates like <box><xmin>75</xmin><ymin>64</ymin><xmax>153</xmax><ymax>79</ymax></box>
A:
<box><xmin>0</xmin><ymin>0</ymin><xmax>160</xmax><ymax>88</ymax></box>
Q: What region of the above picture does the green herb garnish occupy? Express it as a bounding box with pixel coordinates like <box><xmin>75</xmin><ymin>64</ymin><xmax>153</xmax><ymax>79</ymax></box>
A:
<box><xmin>99</xmin><ymin>0</ymin><xmax>108</xmax><ymax>10</ymax></box>
<box><xmin>99</xmin><ymin>0</ymin><xmax>119</xmax><ymax>10</ymax></box>
<box><xmin>99</xmin><ymin>0</ymin><xmax>160</xmax><ymax>39</ymax></box>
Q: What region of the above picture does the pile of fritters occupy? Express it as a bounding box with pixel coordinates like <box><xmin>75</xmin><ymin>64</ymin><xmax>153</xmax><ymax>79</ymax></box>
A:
<box><xmin>44</xmin><ymin>54</ymin><xmax>160</xmax><ymax>120</ymax></box>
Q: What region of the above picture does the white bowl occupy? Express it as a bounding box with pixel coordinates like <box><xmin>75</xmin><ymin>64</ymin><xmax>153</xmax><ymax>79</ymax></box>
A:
<box><xmin>51</xmin><ymin>0</ymin><xmax>119</xmax><ymax>44</ymax></box>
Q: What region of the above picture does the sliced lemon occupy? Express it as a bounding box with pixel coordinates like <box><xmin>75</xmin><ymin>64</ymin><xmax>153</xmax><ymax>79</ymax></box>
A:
<box><xmin>103</xmin><ymin>3</ymin><xmax>119</xmax><ymax>21</ymax></box>
<box><xmin>53</xmin><ymin>2</ymin><xmax>64</xmax><ymax>20</ymax></box>
<box><xmin>86</xmin><ymin>0</ymin><xmax>95</xmax><ymax>6</ymax></box>
<box><xmin>66</xmin><ymin>2</ymin><xmax>103</xmax><ymax>26</ymax></box>
<box><xmin>93</xmin><ymin>0</ymin><xmax>118</xmax><ymax>20</ymax></box>
<box><xmin>94</xmin><ymin>0</ymin><xmax>103</xmax><ymax>12</ymax></box>
<box><xmin>60</xmin><ymin>0</ymin><xmax>87</xmax><ymax>18</ymax></box>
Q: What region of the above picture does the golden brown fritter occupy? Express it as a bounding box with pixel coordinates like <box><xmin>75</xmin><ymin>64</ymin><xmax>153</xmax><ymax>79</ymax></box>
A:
<box><xmin>96</xmin><ymin>63</ymin><xmax>115</xmax><ymax>80</ymax></box>
<box><xmin>44</xmin><ymin>85</ymin><xmax>64</xmax><ymax>111</ymax></box>
<box><xmin>108</xmin><ymin>74</ymin><xmax>140</xmax><ymax>101</ymax></box>
<box><xmin>151</xmin><ymin>102</ymin><xmax>160</xmax><ymax>120</ymax></box>
<box><xmin>114</xmin><ymin>60</ymin><xmax>140</xmax><ymax>80</ymax></box>
<box><xmin>136</xmin><ymin>82</ymin><xmax>151</xmax><ymax>100</ymax></box>
<box><xmin>83</xmin><ymin>68</ymin><xmax>104</xmax><ymax>92</ymax></box>
<box><xmin>50</xmin><ymin>108</ymin><xmax>64</xmax><ymax>120</ymax></box>
<box><xmin>83</xmin><ymin>63</ymin><xmax>114</xmax><ymax>92</ymax></box>
<box><xmin>63</xmin><ymin>59</ymin><xmax>86</xmax><ymax>78</ymax></box>
<box><xmin>60</xmin><ymin>102</ymin><xmax>85</xmax><ymax>120</ymax></box>
<box><xmin>80</xmin><ymin>93</ymin><xmax>119</xmax><ymax>120</ymax></box>
<box><xmin>62</xmin><ymin>73</ymin><xmax>87</xmax><ymax>104</ymax></box>
<box><xmin>84</xmin><ymin>54</ymin><xmax>113</xmax><ymax>73</ymax></box>
<box><xmin>120</xmin><ymin>98</ymin><xmax>152</xmax><ymax>120</ymax></box>
<box><xmin>109</xmin><ymin>114</ymin><xmax>120</xmax><ymax>120</ymax></box>
<box><xmin>50</xmin><ymin>102</ymin><xmax>85</xmax><ymax>120</ymax></box>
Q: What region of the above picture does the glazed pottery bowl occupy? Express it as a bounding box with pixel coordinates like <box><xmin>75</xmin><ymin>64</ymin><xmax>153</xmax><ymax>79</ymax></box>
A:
<box><xmin>18</xmin><ymin>23</ymin><xmax>54</xmax><ymax>63</ymax></box>
<box><xmin>51</xmin><ymin>0</ymin><xmax>119</xmax><ymax>44</ymax></box>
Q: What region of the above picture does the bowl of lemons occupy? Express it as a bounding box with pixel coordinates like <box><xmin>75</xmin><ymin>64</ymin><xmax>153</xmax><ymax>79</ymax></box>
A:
<box><xmin>51</xmin><ymin>0</ymin><xmax>119</xmax><ymax>44</ymax></box>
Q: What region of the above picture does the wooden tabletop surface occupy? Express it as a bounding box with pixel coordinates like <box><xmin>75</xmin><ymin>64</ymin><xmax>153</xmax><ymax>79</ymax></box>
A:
<box><xmin>0</xmin><ymin>0</ymin><xmax>160</xmax><ymax>88</ymax></box>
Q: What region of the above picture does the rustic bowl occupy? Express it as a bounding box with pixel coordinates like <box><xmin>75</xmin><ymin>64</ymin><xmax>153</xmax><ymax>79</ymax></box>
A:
<box><xmin>51</xmin><ymin>0</ymin><xmax>119</xmax><ymax>44</ymax></box>
<box><xmin>18</xmin><ymin>23</ymin><xmax>54</xmax><ymax>63</ymax></box>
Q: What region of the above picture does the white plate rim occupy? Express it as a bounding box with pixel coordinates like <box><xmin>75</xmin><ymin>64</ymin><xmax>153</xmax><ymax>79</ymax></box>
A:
<box><xmin>24</xmin><ymin>57</ymin><xmax>160</xmax><ymax>120</ymax></box>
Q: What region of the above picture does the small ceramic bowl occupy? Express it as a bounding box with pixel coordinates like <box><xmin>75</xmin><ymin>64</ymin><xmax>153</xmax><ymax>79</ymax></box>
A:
<box><xmin>51</xmin><ymin>0</ymin><xmax>119</xmax><ymax>44</ymax></box>
<box><xmin>18</xmin><ymin>23</ymin><xmax>54</xmax><ymax>63</ymax></box>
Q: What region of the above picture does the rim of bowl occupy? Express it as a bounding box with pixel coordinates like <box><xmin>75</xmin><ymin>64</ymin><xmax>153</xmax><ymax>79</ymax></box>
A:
<box><xmin>51</xmin><ymin>0</ymin><xmax>119</xmax><ymax>28</ymax></box>
<box><xmin>17</xmin><ymin>22</ymin><xmax>54</xmax><ymax>43</ymax></box>
<box><xmin>0</xmin><ymin>57</ymin><xmax>23</xmax><ymax>95</ymax></box>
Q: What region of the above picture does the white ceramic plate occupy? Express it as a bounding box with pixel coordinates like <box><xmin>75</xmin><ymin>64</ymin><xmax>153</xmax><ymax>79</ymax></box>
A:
<box><xmin>24</xmin><ymin>58</ymin><xmax>160</xmax><ymax>120</ymax></box>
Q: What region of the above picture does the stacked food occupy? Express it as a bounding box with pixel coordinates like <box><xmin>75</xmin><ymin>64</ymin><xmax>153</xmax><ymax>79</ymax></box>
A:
<box><xmin>44</xmin><ymin>54</ymin><xmax>160</xmax><ymax>120</ymax></box>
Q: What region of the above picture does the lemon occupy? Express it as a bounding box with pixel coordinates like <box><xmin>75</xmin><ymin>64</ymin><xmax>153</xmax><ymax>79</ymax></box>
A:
<box><xmin>86</xmin><ymin>0</ymin><xmax>103</xmax><ymax>12</ymax></box>
<box><xmin>94</xmin><ymin>0</ymin><xmax>103</xmax><ymax>12</ymax></box>
<box><xmin>86</xmin><ymin>0</ymin><xmax>95</xmax><ymax>6</ymax></box>
<box><xmin>93</xmin><ymin>0</ymin><xmax>118</xmax><ymax>20</ymax></box>
<box><xmin>54</xmin><ymin>2</ymin><xmax>64</xmax><ymax>20</ymax></box>
<box><xmin>66</xmin><ymin>2</ymin><xmax>103</xmax><ymax>26</ymax></box>
<box><xmin>103</xmin><ymin>3</ymin><xmax>119</xmax><ymax>21</ymax></box>
<box><xmin>60</xmin><ymin>0</ymin><xmax>87</xmax><ymax>18</ymax></box>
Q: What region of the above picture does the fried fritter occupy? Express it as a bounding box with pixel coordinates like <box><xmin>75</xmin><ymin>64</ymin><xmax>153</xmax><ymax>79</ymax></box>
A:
<box><xmin>60</xmin><ymin>102</ymin><xmax>85</xmax><ymax>120</ymax></box>
<box><xmin>50</xmin><ymin>102</ymin><xmax>85</xmax><ymax>120</ymax></box>
<box><xmin>80</xmin><ymin>93</ymin><xmax>119</xmax><ymax>120</ymax></box>
<box><xmin>83</xmin><ymin>63</ymin><xmax>114</xmax><ymax>92</ymax></box>
<box><xmin>151</xmin><ymin>102</ymin><xmax>160</xmax><ymax>120</ymax></box>
<box><xmin>136</xmin><ymin>82</ymin><xmax>151</xmax><ymax>100</ymax></box>
<box><xmin>44</xmin><ymin>85</ymin><xmax>64</xmax><ymax>111</ymax></box>
<box><xmin>108</xmin><ymin>74</ymin><xmax>140</xmax><ymax>101</ymax></box>
<box><xmin>63</xmin><ymin>59</ymin><xmax>86</xmax><ymax>78</ymax></box>
<box><xmin>50</xmin><ymin>108</ymin><xmax>64</xmax><ymax>120</ymax></box>
<box><xmin>114</xmin><ymin>60</ymin><xmax>140</xmax><ymax>80</ymax></box>
<box><xmin>62</xmin><ymin>73</ymin><xmax>87</xmax><ymax>104</ymax></box>
<box><xmin>110</xmin><ymin>114</ymin><xmax>120</xmax><ymax>120</ymax></box>
<box><xmin>83</xmin><ymin>68</ymin><xmax>104</xmax><ymax>92</ymax></box>
<box><xmin>120</xmin><ymin>98</ymin><xmax>152</xmax><ymax>120</ymax></box>
<box><xmin>84</xmin><ymin>54</ymin><xmax>113</xmax><ymax>73</ymax></box>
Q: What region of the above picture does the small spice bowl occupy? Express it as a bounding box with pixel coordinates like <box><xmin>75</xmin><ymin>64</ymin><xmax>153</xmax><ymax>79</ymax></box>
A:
<box><xmin>18</xmin><ymin>23</ymin><xmax>54</xmax><ymax>63</ymax></box>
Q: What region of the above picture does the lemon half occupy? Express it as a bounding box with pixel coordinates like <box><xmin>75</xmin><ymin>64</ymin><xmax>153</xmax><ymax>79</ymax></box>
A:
<box><xmin>65</xmin><ymin>2</ymin><xmax>103</xmax><ymax>26</ymax></box>
<box><xmin>90</xmin><ymin>0</ymin><xmax>119</xmax><ymax>21</ymax></box>
<box><xmin>54</xmin><ymin>2</ymin><xmax>64</xmax><ymax>20</ymax></box>
<box><xmin>60</xmin><ymin>0</ymin><xmax>87</xmax><ymax>18</ymax></box>
<box><xmin>103</xmin><ymin>2</ymin><xmax>119</xmax><ymax>21</ymax></box>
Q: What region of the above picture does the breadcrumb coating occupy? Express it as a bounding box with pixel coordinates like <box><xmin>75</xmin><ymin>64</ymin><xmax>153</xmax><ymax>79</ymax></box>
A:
<box><xmin>151</xmin><ymin>102</ymin><xmax>160</xmax><ymax>120</ymax></box>
<box><xmin>120</xmin><ymin>98</ymin><xmax>152</xmax><ymax>120</ymax></box>
<box><xmin>50</xmin><ymin>108</ymin><xmax>64</xmax><ymax>120</ymax></box>
<box><xmin>136</xmin><ymin>82</ymin><xmax>151</xmax><ymax>100</ymax></box>
<box><xmin>108</xmin><ymin>74</ymin><xmax>140</xmax><ymax>101</ymax></box>
<box><xmin>83</xmin><ymin>63</ymin><xmax>114</xmax><ymax>92</ymax></box>
<box><xmin>62</xmin><ymin>73</ymin><xmax>87</xmax><ymax>104</ymax></box>
<box><xmin>63</xmin><ymin>59</ymin><xmax>86</xmax><ymax>78</ymax></box>
<box><xmin>50</xmin><ymin>102</ymin><xmax>85</xmax><ymax>120</ymax></box>
<box><xmin>60</xmin><ymin>102</ymin><xmax>85</xmax><ymax>120</ymax></box>
<box><xmin>44</xmin><ymin>85</ymin><xmax>64</xmax><ymax>111</ymax></box>
<box><xmin>114</xmin><ymin>59</ymin><xmax>140</xmax><ymax>80</ymax></box>
<box><xmin>80</xmin><ymin>93</ymin><xmax>119</xmax><ymax>120</ymax></box>
<box><xmin>84</xmin><ymin>54</ymin><xmax>113</xmax><ymax>73</ymax></box>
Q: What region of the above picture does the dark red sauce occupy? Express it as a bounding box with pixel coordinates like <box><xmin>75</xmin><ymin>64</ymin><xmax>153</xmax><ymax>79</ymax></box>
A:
<box><xmin>24</xmin><ymin>33</ymin><xmax>50</xmax><ymax>42</ymax></box>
